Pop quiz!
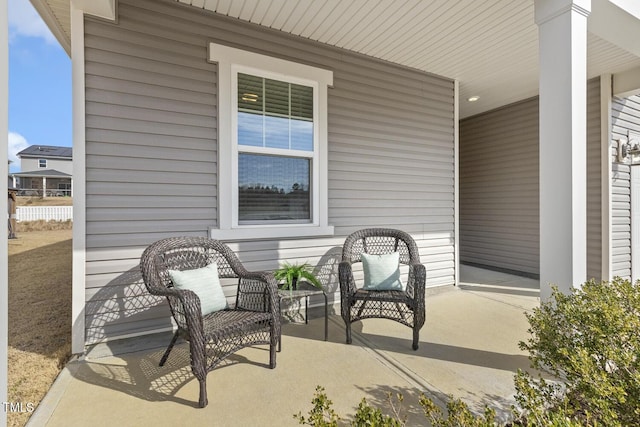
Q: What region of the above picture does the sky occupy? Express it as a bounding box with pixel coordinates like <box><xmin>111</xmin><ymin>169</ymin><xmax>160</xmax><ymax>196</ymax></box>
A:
<box><xmin>7</xmin><ymin>0</ymin><xmax>71</xmax><ymax>173</ymax></box>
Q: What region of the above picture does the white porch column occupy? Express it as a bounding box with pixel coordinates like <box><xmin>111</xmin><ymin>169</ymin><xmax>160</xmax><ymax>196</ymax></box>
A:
<box><xmin>71</xmin><ymin>0</ymin><xmax>87</xmax><ymax>355</ymax></box>
<box><xmin>535</xmin><ymin>0</ymin><xmax>591</xmax><ymax>300</ymax></box>
<box><xmin>42</xmin><ymin>176</ymin><xmax>47</xmax><ymax>197</ymax></box>
<box><xmin>1</xmin><ymin>0</ymin><xmax>8</xmax><ymax>424</ymax></box>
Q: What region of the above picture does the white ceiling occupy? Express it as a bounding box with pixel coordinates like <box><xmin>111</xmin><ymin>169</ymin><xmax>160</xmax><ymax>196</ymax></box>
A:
<box><xmin>35</xmin><ymin>0</ymin><xmax>640</xmax><ymax>118</ymax></box>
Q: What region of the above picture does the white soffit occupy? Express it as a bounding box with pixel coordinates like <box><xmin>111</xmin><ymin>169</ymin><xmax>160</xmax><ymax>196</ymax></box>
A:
<box><xmin>34</xmin><ymin>0</ymin><xmax>640</xmax><ymax>118</ymax></box>
<box><xmin>30</xmin><ymin>0</ymin><xmax>71</xmax><ymax>55</ymax></box>
<box><xmin>32</xmin><ymin>0</ymin><xmax>115</xmax><ymax>56</ymax></box>
<box><xmin>591</xmin><ymin>0</ymin><xmax>640</xmax><ymax>57</ymax></box>
<box><xmin>178</xmin><ymin>0</ymin><xmax>640</xmax><ymax>118</ymax></box>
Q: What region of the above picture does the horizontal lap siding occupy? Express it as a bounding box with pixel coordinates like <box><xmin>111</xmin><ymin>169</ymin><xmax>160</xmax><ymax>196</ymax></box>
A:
<box><xmin>586</xmin><ymin>78</ymin><xmax>602</xmax><ymax>281</ymax></box>
<box><xmin>612</xmin><ymin>165</ymin><xmax>631</xmax><ymax>278</ymax></box>
<box><xmin>84</xmin><ymin>2</ymin><xmax>219</xmax><ymax>341</ymax></box>
<box><xmin>611</xmin><ymin>95</ymin><xmax>640</xmax><ymax>279</ymax></box>
<box><xmin>459</xmin><ymin>98</ymin><xmax>540</xmax><ymax>276</ymax></box>
<box><xmin>84</xmin><ymin>0</ymin><xmax>455</xmax><ymax>344</ymax></box>
<box><xmin>459</xmin><ymin>78</ymin><xmax>602</xmax><ymax>279</ymax></box>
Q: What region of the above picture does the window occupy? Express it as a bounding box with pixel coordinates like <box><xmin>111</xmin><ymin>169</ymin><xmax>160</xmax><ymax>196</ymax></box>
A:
<box><xmin>38</xmin><ymin>159</ymin><xmax>47</xmax><ymax>168</ymax></box>
<box><xmin>237</xmin><ymin>73</ymin><xmax>313</xmax><ymax>224</ymax></box>
<box><xmin>209</xmin><ymin>43</ymin><xmax>334</xmax><ymax>240</ymax></box>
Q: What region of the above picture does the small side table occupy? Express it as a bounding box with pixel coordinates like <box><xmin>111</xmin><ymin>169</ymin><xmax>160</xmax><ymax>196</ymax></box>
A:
<box><xmin>277</xmin><ymin>281</ymin><xmax>328</xmax><ymax>351</ymax></box>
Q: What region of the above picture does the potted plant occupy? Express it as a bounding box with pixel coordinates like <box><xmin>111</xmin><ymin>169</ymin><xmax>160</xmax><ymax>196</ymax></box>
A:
<box><xmin>274</xmin><ymin>261</ymin><xmax>322</xmax><ymax>291</ymax></box>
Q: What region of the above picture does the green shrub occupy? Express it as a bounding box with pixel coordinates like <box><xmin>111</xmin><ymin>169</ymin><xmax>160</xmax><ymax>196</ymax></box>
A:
<box><xmin>296</xmin><ymin>278</ymin><xmax>640</xmax><ymax>426</ymax></box>
<box><xmin>420</xmin><ymin>395</ymin><xmax>497</xmax><ymax>427</ymax></box>
<box><xmin>294</xmin><ymin>386</ymin><xmax>405</xmax><ymax>427</ymax></box>
<box><xmin>516</xmin><ymin>278</ymin><xmax>640</xmax><ymax>426</ymax></box>
<box><xmin>294</xmin><ymin>386</ymin><xmax>341</xmax><ymax>427</ymax></box>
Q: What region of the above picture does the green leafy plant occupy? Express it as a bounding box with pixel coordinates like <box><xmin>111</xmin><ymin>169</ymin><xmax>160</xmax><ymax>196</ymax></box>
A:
<box><xmin>294</xmin><ymin>386</ymin><xmax>340</xmax><ymax>426</ymax></box>
<box><xmin>295</xmin><ymin>278</ymin><xmax>640</xmax><ymax>426</ymax></box>
<box><xmin>295</xmin><ymin>387</ymin><xmax>405</xmax><ymax>427</ymax></box>
<box><xmin>516</xmin><ymin>278</ymin><xmax>640</xmax><ymax>426</ymax></box>
<box><xmin>420</xmin><ymin>394</ymin><xmax>496</xmax><ymax>427</ymax></box>
<box><xmin>274</xmin><ymin>261</ymin><xmax>322</xmax><ymax>290</ymax></box>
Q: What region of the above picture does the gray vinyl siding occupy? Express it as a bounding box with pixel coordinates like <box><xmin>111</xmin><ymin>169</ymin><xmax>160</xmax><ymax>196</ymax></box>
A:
<box><xmin>612</xmin><ymin>164</ymin><xmax>631</xmax><ymax>278</ymax></box>
<box><xmin>586</xmin><ymin>78</ymin><xmax>602</xmax><ymax>281</ymax></box>
<box><xmin>83</xmin><ymin>0</ymin><xmax>455</xmax><ymax>344</ymax></box>
<box><xmin>459</xmin><ymin>98</ymin><xmax>539</xmax><ymax>276</ymax></box>
<box><xmin>611</xmin><ymin>94</ymin><xmax>640</xmax><ymax>279</ymax></box>
<box><xmin>459</xmin><ymin>78</ymin><xmax>602</xmax><ymax>279</ymax></box>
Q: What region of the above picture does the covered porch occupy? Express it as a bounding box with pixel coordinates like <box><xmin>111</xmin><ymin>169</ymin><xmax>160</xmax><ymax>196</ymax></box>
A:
<box><xmin>8</xmin><ymin>0</ymin><xmax>639</xmax><ymax>425</ymax></box>
<box><xmin>11</xmin><ymin>170</ymin><xmax>72</xmax><ymax>197</ymax></box>
<box><xmin>26</xmin><ymin>0</ymin><xmax>640</xmax><ymax>358</ymax></box>
<box><xmin>28</xmin><ymin>265</ymin><xmax>538</xmax><ymax>426</ymax></box>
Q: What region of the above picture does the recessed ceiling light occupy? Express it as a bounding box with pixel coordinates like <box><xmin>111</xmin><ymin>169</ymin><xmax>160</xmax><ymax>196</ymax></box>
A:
<box><xmin>468</xmin><ymin>96</ymin><xmax>480</xmax><ymax>102</ymax></box>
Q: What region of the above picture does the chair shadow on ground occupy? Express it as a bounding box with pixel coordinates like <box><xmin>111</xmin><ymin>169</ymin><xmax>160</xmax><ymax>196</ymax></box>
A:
<box><xmin>287</xmin><ymin>316</ymin><xmax>530</xmax><ymax>422</ymax></box>
<box><xmin>74</xmin><ymin>246</ymin><xmax>535</xmax><ymax>410</ymax></box>
<box><xmin>283</xmin><ymin>315</ymin><xmax>532</xmax><ymax>374</ymax></box>
<box><xmin>78</xmin><ymin>263</ymin><xmax>277</xmax><ymax>407</ymax></box>
<box><xmin>73</xmin><ymin>245</ymin><xmax>345</xmax><ymax>406</ymax></box>
<box><xmin>70</xmin><ymin>344</ymin><xmax>196</xmax><ymax>407</ymax></box>
<box><xmin>71</xmin><ymin>339</ymin><xmax>275</xmax><ymax>408</ymax></box>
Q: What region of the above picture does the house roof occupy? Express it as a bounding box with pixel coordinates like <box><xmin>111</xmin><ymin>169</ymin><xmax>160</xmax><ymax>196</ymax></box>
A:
<box><xmin>17</xmin><ymin>145</ymin><xmax>72</xmax><ymax>159</ymax></box>
<box><xmin>31</xmin><ymin>0</ymin><xmax>640</xmax><ymax>118</ymax></box>
<box><xmin>11</xmin><ymin>169</ymin><xmax>72</xmax><ymax>178</ymax></box>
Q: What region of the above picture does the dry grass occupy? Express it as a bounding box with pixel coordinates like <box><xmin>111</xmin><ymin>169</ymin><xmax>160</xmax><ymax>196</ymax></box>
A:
<box><xmin>15</xmin><ymin>196</ymin><xmax>72</xmax><ymax>207</ymax></box>
<box><xmin>16</xmin><ymin>220</ymin><xmax>73</xmax><ymax>233</ymax></box>
<box><xmin>8</xmin><ymin>229</ymin><xmax>72</xmax><ymax>427</ymax></box>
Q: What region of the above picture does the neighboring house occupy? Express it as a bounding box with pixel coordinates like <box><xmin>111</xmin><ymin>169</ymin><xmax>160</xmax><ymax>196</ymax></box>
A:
<box><xmin>13</xmin><ymin>145</ymin><xmax>73</xmax><ymax>197</ymax></box>
<box><xmin>29</xmin><ymin>0</ymin><xmax>640</xmax><ymax>355</ymax></box>
<box><xmin>7</xmin><ymin>160</ymin><xmax>14</xmax><ymax>190</ymax></box>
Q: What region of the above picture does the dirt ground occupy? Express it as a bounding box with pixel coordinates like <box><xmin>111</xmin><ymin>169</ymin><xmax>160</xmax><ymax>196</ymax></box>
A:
<box><xmin>8</xmin><ymin>229</ymin><xmax>72</xmax><ymax>427</ymax></box>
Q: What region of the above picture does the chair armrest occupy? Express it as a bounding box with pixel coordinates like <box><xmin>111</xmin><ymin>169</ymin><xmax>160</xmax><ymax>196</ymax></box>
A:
<box><xmin>236</xmin><ymin>270</ymin><xmax>281</xmax><ymax>338</ymax></box>
<box><xmin>406</xmin><ymin>263</ymin><xmax>426</xmax><ymax>302</ymax></box>
<box><xmin>237</xmin><ymin>271</ymin><xmax>280</xmax><ymax>313</ymax></box>
<box><xmin>339</xmin><ymin>261</ymin><xmax>357</xmax><ymax>296</ymax></box>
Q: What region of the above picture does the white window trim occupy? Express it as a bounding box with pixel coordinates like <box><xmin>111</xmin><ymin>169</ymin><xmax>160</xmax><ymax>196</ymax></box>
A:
<box><xmin>38</xmin><ymin>159</ymin><xmax>47</xmax><ymax>168</ymax></box>
<box><xmin>208</xmin><ymin>43</ymin><xmax>333</xmax><ymax>241</ymax></box>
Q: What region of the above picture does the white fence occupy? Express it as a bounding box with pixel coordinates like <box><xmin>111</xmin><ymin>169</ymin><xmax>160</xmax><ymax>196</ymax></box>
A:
<box><xmin>16</xmin><ymin>206</ymin><xmax>73</xmax><ymax>222</ymax></box>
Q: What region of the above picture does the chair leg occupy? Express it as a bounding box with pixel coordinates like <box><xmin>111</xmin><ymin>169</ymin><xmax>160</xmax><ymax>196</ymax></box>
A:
<box><xmin>346</xmin><ymin>321</ymin><xmax>352</xmax><ymax>344</ymax></box>
<box><xmin>270</xmin><ymin>323</ymin><xmax>277</xmax><ymax>368</ymax></box>
<box><xmin>198</xmin><ymin>378</ymin><xmax>208</xmax><ymax>408</ymax></box>
<box><xmin>191</xmin><ymin>341</ymin><xmax>208</xmax><ymax>408</ymax></box>
<box><xmin>412</xmin><ymin>328</ymin><xmax>419</xmax><ymax>351</ymax></box>
<box><xmin>159</xmin><ymin>331</ymin><xmax>180</xmax><ymax>366</ymax></box>
<box><xmin>270</xmin><ymin>342</ymin><xmax>277</xmax><ymax>369</ymax></box>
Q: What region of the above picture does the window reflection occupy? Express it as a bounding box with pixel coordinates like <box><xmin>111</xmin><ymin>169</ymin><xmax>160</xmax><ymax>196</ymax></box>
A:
<box><xmin>238</xmin><ymin>154</ymin><xmax>311</xmax><ymax>223</ymax></box>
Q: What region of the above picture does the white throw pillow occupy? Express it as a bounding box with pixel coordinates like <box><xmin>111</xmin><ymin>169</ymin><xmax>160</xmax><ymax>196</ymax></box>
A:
<box><xmin>361</xmin><ymin>252</ymin><xmax>403</xmax><ymax>291</ymax></box>
<box><xmin>168</xmin><ymin>263</ymin><xmax>228</xmax><ymax>315</ymax></box>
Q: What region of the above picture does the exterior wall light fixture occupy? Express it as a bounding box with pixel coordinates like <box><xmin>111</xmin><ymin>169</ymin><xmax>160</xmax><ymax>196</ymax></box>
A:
<box><xmin>617</xmin><ymin>135</ymin><xmax>640</xmax><ymax>164</ymax></box>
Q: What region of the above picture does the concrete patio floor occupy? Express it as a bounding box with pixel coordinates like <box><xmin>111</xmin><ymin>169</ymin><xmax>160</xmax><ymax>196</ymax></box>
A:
<box><xmin>29</xmin><ymin>265</ymin><xmax>540</xmax><ymax>426</ymax></box>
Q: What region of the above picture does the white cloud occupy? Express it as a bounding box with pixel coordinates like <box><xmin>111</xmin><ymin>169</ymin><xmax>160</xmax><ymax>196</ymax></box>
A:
<box><xmin>8</xmin><ymin>132</ymin><xmax>29</xmax><ymax>172</ymax></box>
<box><xmin>8</xmin><ymin>0</ymin><xmax>57</xmax><ymax>45</ymax></box>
